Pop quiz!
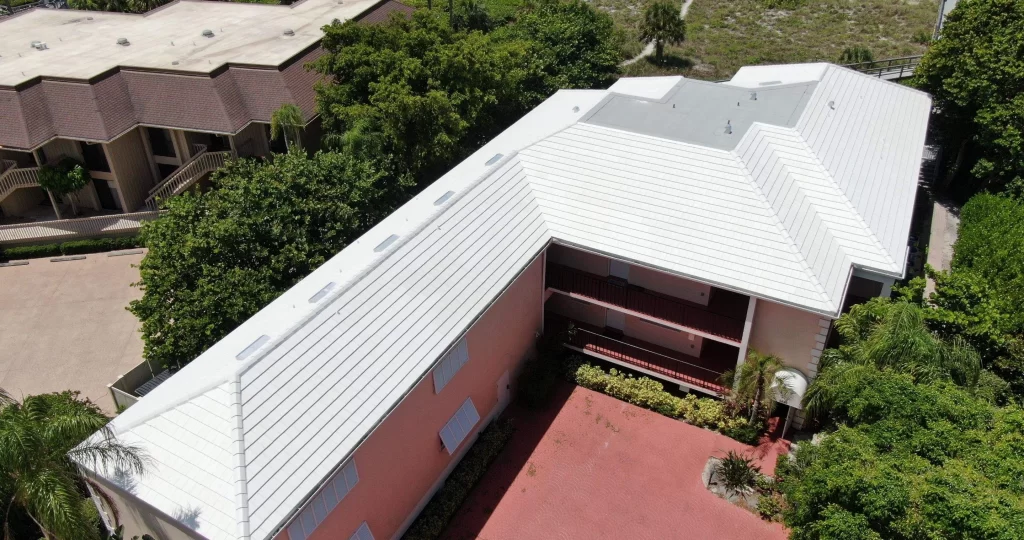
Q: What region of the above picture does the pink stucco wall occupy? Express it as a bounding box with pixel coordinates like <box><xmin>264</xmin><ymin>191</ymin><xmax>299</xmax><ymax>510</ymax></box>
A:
<box><xmin>623</xmin><ymin>315</ymin><xmax>703</xmax><ymax>358</ymax></box>
<box><xmin>278</xmin><ymin>256</ymin><xmax>544</xmax><ymax>540</ymax></box>
<box><xmin>747</xmin><ymin>300</ymin><xmax>823</xmax><ymax>372</ymax></box>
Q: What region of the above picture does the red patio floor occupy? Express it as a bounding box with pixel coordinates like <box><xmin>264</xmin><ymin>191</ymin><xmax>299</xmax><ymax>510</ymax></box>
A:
<box><xmin>442</xmin><ymin>383</ymin><xmax>789</xmax><ymax>540</ymax></box>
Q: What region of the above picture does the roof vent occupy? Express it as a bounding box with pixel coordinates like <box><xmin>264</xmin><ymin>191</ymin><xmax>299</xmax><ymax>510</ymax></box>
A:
<box><xmin>172</xmin><ymin>61</ymin><xmax>180</xmax><ymax>65</ymax></box>
<box><xmin>572</xmin><ymin>105</ymin><xmax>580</xmax><ymax>113</ymax></box>
<box><xmin>828</xmin><ymin>100</ymin><xmax>836</xmax><ymax>110</ymax></box>
<box><xmin>758</xmin><ymin>80</ymin><xmax>782</xmax><ymax>86</ymax></box>
<box><xmin>236</xmin><ymin>335</ymin><xmax>270</xmax><ymax>360</ymax></box>
<box><xmin>116</xmin><ymin>37</ymin><xmax>130</xmax><ymax>46</ymax></box>
<box><xmin>434</xmin><ymin>190</ymin><xmax>455</xmax><ymax>206</ymax></box>
<box><xmin>30</xmin><ymin>41</ymin><xmax>48</xmax><ymax>51</ymax></box>
<box><xmin>374</xmin><ymin>234</ymin><xmax>399</xmax><ymax>253</ymax></box>
<box><xmin>725</xmin><ymin>120</ymin><xmax>733</xmax><ymax>135</ymax></box>
<box><xmin>308</xmin><ymin>282</ymin><xmax>337</xmax><ymax>304</ymax></box>
<box><xmin>485</xmin><ymin>153</ymin><xmax>503</xmax><ymax>166</ymax></box>
<box><xmin>750</xmin><ymin>91</ymin><xmax>757</xmax><ymax>101</ymax></box>
<box><xmin>283</xmin><ymin>29</ymin><xmax>295</xmax><ymax>36</ymax></box>
<box><xmin>202</xmin><ymin>29</ymin><xmax>215</xmax><ymax>38</ymax></box>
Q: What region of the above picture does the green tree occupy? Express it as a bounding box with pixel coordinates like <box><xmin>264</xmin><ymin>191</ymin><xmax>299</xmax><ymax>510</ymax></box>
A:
<box><xmin>270</xmin><ymin>103</ymin><xmax>305</xmax><ymax>151</ymax></box>
<box><xmin>912</xmin><ymin>0</ymin><xmax>1024</xmax><ymax>194</ymax></box>
<box><xmin>37</xmin><ymin>158</ymin><xmax>91</xmax><ymax>217</ymax></box>
<box><xmin>724</xmin><ymin>349</ymin><xmax>786</xmax><ymax>423</ymax></box>
<box><xmin>0</xmin><ymin>391</ymin><xmax>147</xmax><ymax>540</ymax></box>
<box><xmin>129</xmin><ymin>151</ymin><xmax>391</xmax><ymax>369</ymax></box>
<box><xmin>638</xmin><ymin>1</ymin><xmax>686</xmax><ymax>64</ymax></box>
<box><xmin>804</xmin><ymin>299</ymin><xmax>982</xmax><ymax>419</ymax></box>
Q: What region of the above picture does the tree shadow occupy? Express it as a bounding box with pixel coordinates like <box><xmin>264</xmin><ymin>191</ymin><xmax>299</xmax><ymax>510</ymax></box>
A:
<box><xmin>644</xmin><ymin>53</ymin><xmax>694</xmax><ymax>70</ymax></box>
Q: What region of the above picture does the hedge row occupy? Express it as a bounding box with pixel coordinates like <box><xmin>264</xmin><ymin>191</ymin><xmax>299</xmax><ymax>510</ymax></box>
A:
<box><xmin>0</xmin><ymin>236</ymin><xmax>143</xmax><ymax>261</ymax></box>
<box><xmin>403</xmin><ymin>419</ymin><xmax>516</xmax><ymax>540</ymax></box>
<box><xmin>573</xmin><ymin>361</ymin><xmax>761</xmax><ymax>444</ymax></box>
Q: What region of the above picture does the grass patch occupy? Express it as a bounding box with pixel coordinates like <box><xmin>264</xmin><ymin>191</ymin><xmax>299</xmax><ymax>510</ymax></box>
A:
<box><xmin>619</xmin><ymin>0</ymin><xmax>938</xmax><ymax>79</ymax></box>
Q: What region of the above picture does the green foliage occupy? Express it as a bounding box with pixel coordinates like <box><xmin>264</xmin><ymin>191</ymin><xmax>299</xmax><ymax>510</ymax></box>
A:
<box><xmin>912</xmin><ymin>0</ymin><xmax>1024</xmax><ymax>194</ymax></box>
<box><xmin>777</xmin><ymin>373</ymin><xmax>1024</xmax><ymax>539</ymax></box>
<box><xmin>638</xmin><ymin>1</ymin><xmax>686</xmax><ymax>64</ymax></box>
<box><xmin>515</xmin><ymin>330</ymin><xmax>569</xmax><ymax>409</ymax></box>
<box><xmin>757</xmin><ymin>493</ymin><xmax>783</xmax><ymax>520</ymax></box>
<box><xmin>0</xmin><ymin>236</ymin><xmax>142</xmax><ymax>262</ymax></box>
<box><xmin>0</xmin><ymin>391</ymin><xmax>147</xmax><ymax>539</ymax></box>
<box><xmin>270</xmin><ymin>103</ymin><xmax>305</xmax><ymax>151</ymax></box>
<box><xmin>838</xmin><ymin>46</ymin><xmax>873</xmax><ymax>65</ymax></box>
<box><xmin>911</xmin><ymin>29</ymin><xmax>932</xmax><ymax>45</ymax></box>
<box><xmin>572</xmin><ymin>362</ymin><xmax>759</xmax><ymax>442</ymax></box>
<box><xmin>724</xmin><ymin>349</ymin><xmax>787</xmax><ymax>423</ymax></box>
<box><xmin>129</xmin><ymin>151</ymin><xmax>390</xmax><ymax>369</ymax></box>
<box><xmin>928</xmin><ymin>194</ymin><xmax>1024</xmax><ymax>397</ymax></box>
<box><xmin>714</xmin><ymin>450</ymin><xmax>760</xmax><ymax>494</ymax></box>
<box><xmin>37</xmin><ymin>158</ymin><xmax>91</xmax><ymax>198</ymax></box>
<box><xmin>762</xmin><ymin>0</ymin><xmax>804</xmax><ymax>10</ymax></box>
<box><xmin>403</xmin><ymin>419</ymin><xmax>515</xmax><ymax>540</ymax></box>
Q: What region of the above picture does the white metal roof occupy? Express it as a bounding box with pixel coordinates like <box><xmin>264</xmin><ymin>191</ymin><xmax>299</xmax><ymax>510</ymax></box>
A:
<box><xmin>78</xmin><ymin>65</ymin><xmax>930</xmax><ymax>540</ymax></box>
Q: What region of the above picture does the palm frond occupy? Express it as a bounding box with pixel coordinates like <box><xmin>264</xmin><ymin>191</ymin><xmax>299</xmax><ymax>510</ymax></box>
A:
<box><xmin>67</xmin><ymin>429</ymin><xmax>148</xmax><ymax>478</ymax></box>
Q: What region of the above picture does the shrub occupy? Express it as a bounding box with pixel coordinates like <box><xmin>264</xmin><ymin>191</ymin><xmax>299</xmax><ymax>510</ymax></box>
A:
<box><xmin>838</xmin><ymin>46</ymin><xmax>873</xmax><ymax>65</ymax></box>
<box><xmin>0</xmin><ymin>236</ymin><xmax>142</xmax><ymax>261</ymax></box>
<box><xmin>714</xmin><ymin>450</ymin><xmax>760</xmax><ymax>495</ymax></box>
<box><xmin>763</xmin><ymin>0</ymin><xmax>803</xmax><ymax>9</ymax></box>
<box><xmin>403</xmin><ymin>420</ymin><xmax>515</xmax><ymax>540</ymax></box>
<box><xmin>757</xmin><ymin>493</ymin><xmax>782</xmax><ymax>520</ymax></box>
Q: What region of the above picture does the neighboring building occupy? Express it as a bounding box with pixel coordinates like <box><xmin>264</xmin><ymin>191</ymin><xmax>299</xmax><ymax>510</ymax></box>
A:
<box><xmin>76</xmin><ymin>64</ymin><xmax>931</xmax><ymax>540</ymax></box>
<box><xmin>0</xmin><ymin>0</ymin><xmax>412</xmax><ymax>244</ymax></box>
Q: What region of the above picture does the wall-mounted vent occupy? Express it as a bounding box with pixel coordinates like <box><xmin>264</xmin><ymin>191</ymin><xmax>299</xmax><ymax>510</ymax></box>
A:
<box><xmin>434</xmin><ymin>190</ymin><xmax>455</xmax><ymax>206</ymax></box>
<box><xmin>308</xmin><ymin>282</ymin><xmax>337</xmax><ymax>304</ymax></box>
<box><xmin>283</xmin><ymin>29</ymin><xmax>295</xmax><ymax>36</ymax></box>
<box><xmin>485</xmin><ymin>153</ymin><xmax>503</xmax><ymax>166</ymax></box>
<box><xmin>202</xmin><ymin>29</ymin><xmax>215</xmax><ymax>38</ymax></box>
<box><xmin>116</xmin><ymin>38</ymin><xmax>130</xmax><ymax>46</ymax></box>
<box><xmin>374</xmin><ymin>234</ymin><xmax>399</xmax><ymax>253</ymax></box>
<box><xmin>236</xmin><ymin>335</ymin><xmax>270</xmax><ymax>360</ymax></box>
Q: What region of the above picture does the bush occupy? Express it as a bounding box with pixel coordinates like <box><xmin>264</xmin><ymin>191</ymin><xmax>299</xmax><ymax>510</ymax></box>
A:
<box><xmin>571</xmin><ymin>362</ymin><xmax>764</xmax><ymax>443</ymax></box>
<box><xmin>757</xmin><ymin>493</ymin><xmax>782</xmax><ymax>520</ymax></box>
<box><xmin>403</xmin><ymin>420</ymin><xmax>515</xmax><ymax>540</ymax></box>
<box><xmin>714</xmin><ymin>450</ymin><xmax>760</xmax><ymax>494</ymax></box>
<box><xmin>0</xmin><ymin>236</ymin><xmax>142</xmax><ymax>261</ymax></box>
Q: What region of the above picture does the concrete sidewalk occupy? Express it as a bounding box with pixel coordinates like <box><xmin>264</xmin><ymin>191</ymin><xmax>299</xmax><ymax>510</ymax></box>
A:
<box><xmin>0</xmin><ymin>250</ymin><xmax>145</xmax><ymax>413</ymax></box>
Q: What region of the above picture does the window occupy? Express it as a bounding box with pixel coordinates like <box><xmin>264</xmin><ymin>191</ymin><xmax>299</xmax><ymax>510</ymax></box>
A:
<box><xmin>80</xmin><ymin>142</ymin><xmax>110</xmax><ymax>172</ymax></box>
<box><xmin>433</xmin><ymin>338</ymin><xmax>469</xmax><ymax>394</ymax></box>
<box><xmin>350</xmin><ymin>522</ymin><xmax>375</xmax><ymax>540</ymax></box>
<box><xmin>286</xmin><ymin>460</ymin><xmax>359</xmax><ymax>540</ymax></box>
<box><xmin>146</xmin><ymin>128</ymin><xmax>177</xmax><ymax>158</ymax></box>
<box><xmin>439</xmin><ymin>398</ymin><xmax>480</xmax><ymax>455</ymax></box>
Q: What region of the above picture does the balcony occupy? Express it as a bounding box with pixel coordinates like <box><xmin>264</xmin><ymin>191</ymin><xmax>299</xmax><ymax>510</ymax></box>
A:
<box><xmin>545</xmin><ymin>262</ymin><xmax>747</xmax><ymax>343</ymax></box>
<box><xmin>548</xmin><ymin>314</ymin><xmax>737</xmax><ymax>394</ymax></box>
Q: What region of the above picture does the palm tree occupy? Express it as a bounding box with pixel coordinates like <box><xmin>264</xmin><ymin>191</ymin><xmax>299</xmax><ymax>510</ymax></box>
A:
<box><xmin>724</xmin><ymin>349</ymin><xmax>787</xmax><ymax>423</ymax></box>
<box><xmin>638</xmin><ymin>1</ymin><xmax>686</xmax><ymax>65</ymax></box>
<box><xmin>0</xmin><ymin>390</ymin><xmax>147</xmax><ymax>539</ymax></box>
<box><xmin>270</xmin><ymin>103</ymin><xmax>305</xmax><ymax>151</ymax></box>
<box><xmin>803</xmin><ymin>299</ymin><xmax>981</xmax><ymax>418</ymax></box>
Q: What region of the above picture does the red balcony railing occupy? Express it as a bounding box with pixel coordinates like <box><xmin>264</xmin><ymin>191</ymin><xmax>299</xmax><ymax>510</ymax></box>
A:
<box><xmin>561</xmin><ymin>321</ymin><xmax>731</xmax><ymax>393</ymax></box>
<box><xmin>545</xmin><ymin>263</ymin><xmax>745</xmax><ymax>342</ymax></box>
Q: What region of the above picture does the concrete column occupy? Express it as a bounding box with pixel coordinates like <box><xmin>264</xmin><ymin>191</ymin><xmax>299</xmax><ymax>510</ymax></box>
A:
<box><xmin>879</xmin><ymin>276</ymin><xmax>895</xmax><ymax>298</ymax></box>
<box><xmin>735</xmin><ymin>296</ymin><xmax>757</xmax><ymax>369</ymax></box>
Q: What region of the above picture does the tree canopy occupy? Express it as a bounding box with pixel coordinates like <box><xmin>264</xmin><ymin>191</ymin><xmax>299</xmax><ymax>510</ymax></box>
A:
<box><xmin>913</xmin><ymin>0</ymin><xmax>1024</xmax><ymax>195</ymax></box>
<box><xmin>128</xmin><ymin>151</ymin><xmax>389</xmax><ymax>369</ymax></box>
<box><xmin>638</xmin><ymin>1</ymin><xmax>686</xmax><ymax>64</ymax></box>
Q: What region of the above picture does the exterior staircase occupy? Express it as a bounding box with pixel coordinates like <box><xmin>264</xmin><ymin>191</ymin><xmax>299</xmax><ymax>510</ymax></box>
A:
<box><xmin>144</xmin><ymin>145</ymin><xmax>234</xmax><ymax>210</ymax></box>
<box><xmin>0</xmin><ymin>160</ymin><xmax>42</xmax><ymax>202</ymax></box>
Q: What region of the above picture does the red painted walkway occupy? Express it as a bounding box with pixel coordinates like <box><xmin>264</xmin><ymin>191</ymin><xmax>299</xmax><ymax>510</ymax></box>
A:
<box><xmin>443</xmin><ymin>383</ymin><xmax>789</xmax><ymax>540</ymax></box>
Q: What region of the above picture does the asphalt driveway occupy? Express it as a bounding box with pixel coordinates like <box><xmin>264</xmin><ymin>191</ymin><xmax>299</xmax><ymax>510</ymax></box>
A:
<box><xmin>443</xmin><ymin>382</ymin><xmax>788</xmax><ymax>540</ymax></box>
<box><xmin>0</xmin><ymin>250</ymin><xmax>145</xmax><ymax>413</ymax></box>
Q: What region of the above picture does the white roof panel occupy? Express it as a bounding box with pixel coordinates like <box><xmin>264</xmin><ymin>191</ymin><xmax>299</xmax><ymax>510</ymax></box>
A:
<box><xmin>78</xmin><ymin>65</ymin><xmax>931</xmax><ymax>539</ymax></box>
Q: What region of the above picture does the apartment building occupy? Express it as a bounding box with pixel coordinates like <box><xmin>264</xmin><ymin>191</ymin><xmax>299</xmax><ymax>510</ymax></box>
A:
<box><xmin>0</xmin><ymin>0</ymin><xmax>412</xmax><ymax>244</ymax></box>
<box><xmin>76</xmin><ymin>64</ymin><xmax>932</xmax><ymax>540</ymax></box>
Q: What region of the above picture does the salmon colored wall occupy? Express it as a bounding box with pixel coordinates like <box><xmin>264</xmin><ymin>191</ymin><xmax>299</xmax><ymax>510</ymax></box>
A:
<box><xmin>280</xmin><ymin>256</ymin><xmax>544</xmax><ymax>540</ymax></box>
<box><xmin>624</xmin><ymin>315</ymin><xmax>703</xmax><ymax>358</ymax></box>
<box><xmin>628</xmin><ymin>265</ymin><xmax>711</xmax><ymax>306</ymax></box>
<box><xmin>547</xmin><ymin>243</ymin><xmax>608</xmax><ymax>276</ymax></box>
<box><xmin>748</xmin><ymin>300</ymin><xmax>820</xmax><ymax>372</ymax></box>
<box><xmin>545</xmin><ymin>293</ymin><xmax>607</xmax><ymax>328</ymax></box>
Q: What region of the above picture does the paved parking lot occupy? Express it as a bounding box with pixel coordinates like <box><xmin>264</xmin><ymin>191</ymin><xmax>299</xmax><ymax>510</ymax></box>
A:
<box><xmin>444</xmin><ymin>383</ymin><xmax>788</xmax><ymax>540</ymax></box>
<box><xmin>0</xmin><ymin>250</ymin><xmax>145</xmax><ymax>413</ymax></box>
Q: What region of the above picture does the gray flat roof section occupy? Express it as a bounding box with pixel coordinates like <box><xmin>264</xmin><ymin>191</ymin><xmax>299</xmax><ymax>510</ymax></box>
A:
<box><xmin>584</xmin><ymin>78</ymin><xmax>817</xmax><ymax>150</ymax></box>
<box><xmin>0</xmin><ymin>0</ymin><xmax>381</xmax><ymax>87</ymax></box>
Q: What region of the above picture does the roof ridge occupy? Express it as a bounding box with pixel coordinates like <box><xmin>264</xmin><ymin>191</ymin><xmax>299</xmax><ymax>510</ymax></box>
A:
<box><xmin>230</xmin><ymin>375</ymin><xmax>251</xmax><ymax>540</ymax></box>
